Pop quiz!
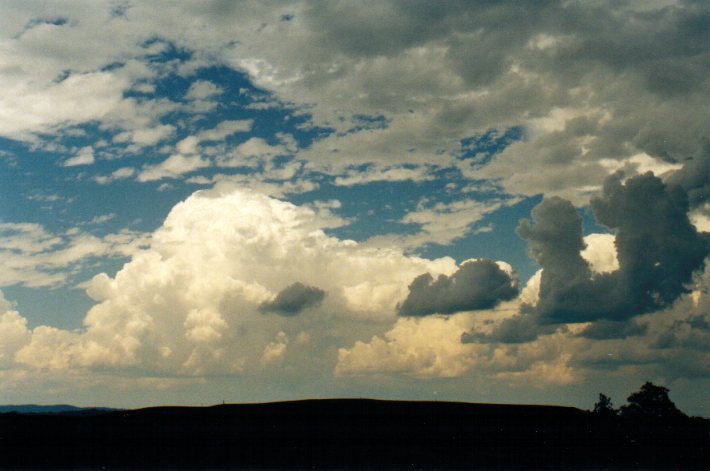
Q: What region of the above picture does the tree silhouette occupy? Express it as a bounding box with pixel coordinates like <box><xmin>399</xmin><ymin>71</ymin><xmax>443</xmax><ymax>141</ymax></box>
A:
<box><xmin>592</xmin><ymin>393</ymin><xmax>616</xmax><ymax>418</ymax></box>
<box><xmin>619</xmin><ymin>381</ymin><xmax>685</xmax><ymax>419</ymax></box>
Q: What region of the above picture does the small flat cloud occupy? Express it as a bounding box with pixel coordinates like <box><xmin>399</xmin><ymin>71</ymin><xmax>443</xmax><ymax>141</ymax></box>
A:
<box><xmin>216</xmin><ymin>137</ymin><xmax>289</xmax><ymax>168</ymax></box>
<box><xmin>398</xmin><ymin>259</ymin><xmax>518</xmax><ymax>316</ymax></box>
<box><xmin>334</xmin><ymin>165</ymin><xmax>434</xmax><ymax>187</ymax></box>
<box><xmin>113</xmin><ymin>125</ymin><xmax>176</xmax><ymax>148</ymax></box>
<box><xmin>89</xmin><ymin>213</ymin><xmax>116</xmax><ymax>225</ymax></box>
<box><xmin>94</xmin><ymin>167</ymin><xmax>135</xmax><ymax>185</ymax></box>
<box><xmin>185</xmin><ymin>80</ymin><xmax>223</xmax><ymax>100</ymax></box>
<box><xmin>197</xmin><ymin>120</ymin><xmax>254</xmax><ymax>142</ymax></box>
<box><xmin>176</xmin><ymin>136</ymin><xmax>199</xmax><ymax>155</ymax></box>
<box><xmin>63</xmin><ymin>146</ymin><xmax>94</xmax><ymax>167</ymax></box>
<box><xmin>259</xmin><ymin>282</ymin><xmax>326</xmax><ymax>316</ymax></box>
<box><xmin>137</xmin><ymin>154</ymin><xmax>210</xmax><ymax>182</ymax></box>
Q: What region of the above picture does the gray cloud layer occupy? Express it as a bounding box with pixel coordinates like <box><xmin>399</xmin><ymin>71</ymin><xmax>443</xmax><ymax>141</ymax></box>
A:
<box><xmin>461</xmin><ymin>313</ymin><xmax>551</xmax><ymax>345</ymax></box>
<box><xmin>258</xmin><ymin>282</ymin><xmax>326</xmax><ymax>316</ymax></box>
<box><xmin>5</xmin><ymin>1</ymin><xmax>710</xmax><ymax>199</ymax></box>
<box><xmin>577</xmin><ymin>319</ymin><xmax>647</xmax><ymax>340</ymax></box>
<box><xmin>398</xmin><ymin>259</ymin><xmax>517</xmax><ymax>316</ymax></box>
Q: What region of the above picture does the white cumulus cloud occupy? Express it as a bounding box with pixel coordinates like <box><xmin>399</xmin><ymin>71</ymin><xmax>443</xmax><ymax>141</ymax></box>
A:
<box><xmin>3</xmin><ymin>188</ymin><xmax>457</xmax><ymax>377</ymax></box>
<box><xmin>63</xmin><ymin>146</ymin><xmax>95</xmax><ymax>167</ymax></box>
<box><xmin>137</xmin><ymin>154</ymin><xmax>210</xmax><ymax>182</ymax></box>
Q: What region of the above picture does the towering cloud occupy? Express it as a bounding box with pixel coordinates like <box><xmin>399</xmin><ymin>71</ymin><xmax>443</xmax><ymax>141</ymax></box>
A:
<box><xmin>591</xmin><ymin>172</ymin><xmax>709</xmax><ymax>314</ymax></box>
<box><xmin>516</xmin><ymin>196</ymin><xmax>600</xmax><ymax>323</ymax></box>
<box><xmin>0</xmin><ymin>291</ymin><xmax>30</xmax><ymax>368</ymax></box>
<box><xmin>0</xmin><ymin>189</ymin><xmax>461</xmax><ymax>377</ymax></box>
<box><xmin>397</xmin><ymin>259</ymin><xmax>517</xmax><ymax>316</ymax></box>
<box><xmin>517</xmin><ymin>172</ymin><xmax>709</xmax><ymax>325</ymax></box>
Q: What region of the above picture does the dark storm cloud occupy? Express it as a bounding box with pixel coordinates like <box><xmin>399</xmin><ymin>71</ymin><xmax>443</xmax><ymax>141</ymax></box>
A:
<box><xmin>398</xmin><ymin>259</ymin><xmax>518</xmax><ymax>317</ymax></box>
<box><xmin>515</xmin><ymin>195</ymin><xmax>605</xmax><ymax>322</ymax></box>
<box><xmin>259</xmin><ymin>282</ymin><xmax>325</xmax><ymax>316</ymax></box>
<box><xmin>668</xmin><ymin>158</ymin><xmax>710</xmax><ymax>208</ymax></box>
<box><xmin>468</xmin><ymin>172</ymin><xmax>710</xmax><ymax>343</ymax></box>
<box><xmin>526</xmin><ymin>172</ymin><xmax>708</xmax><ymax>323</ymax></box>
<box><xmin>536</xmin><ymin>172</ymin><xmax>709</xmax><ymax>322</ymax></box>
<box><xmin>591</xmin><ymin>172</ymin><xmax>710</xmax><ymax>313</ymax></box>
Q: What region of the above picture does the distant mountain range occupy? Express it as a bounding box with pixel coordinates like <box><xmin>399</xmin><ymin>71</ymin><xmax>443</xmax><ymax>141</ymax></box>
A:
<box><xmin>0</xmin><ymin>399</ymin><xmax>707</xmax><ymax>469</ymax></box>
<box><xmin>0</xmin><ymin>404</ymin><xmax>119</xmax><ymax>415</ymax></box>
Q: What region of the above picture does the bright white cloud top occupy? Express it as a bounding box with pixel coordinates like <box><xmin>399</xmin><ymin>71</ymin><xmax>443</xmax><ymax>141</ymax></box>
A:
<box><xmin>0</xmin><ymin>1</ymin><xmax>709</xmax><ymax>414</ymax></box>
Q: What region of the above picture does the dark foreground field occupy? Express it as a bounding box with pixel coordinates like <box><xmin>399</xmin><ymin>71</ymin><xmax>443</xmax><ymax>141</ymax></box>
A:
<box><xmin>1</xmin><ymin>399</ymin><xmax>707</xmax><ymax>469</ymax></box>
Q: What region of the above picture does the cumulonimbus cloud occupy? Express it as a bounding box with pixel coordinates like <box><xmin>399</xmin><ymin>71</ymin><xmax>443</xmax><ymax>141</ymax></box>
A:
<box><xmin>0</xmin><ymin>188</ymin><xmax>459</xmax><ymax>377</ymax></box>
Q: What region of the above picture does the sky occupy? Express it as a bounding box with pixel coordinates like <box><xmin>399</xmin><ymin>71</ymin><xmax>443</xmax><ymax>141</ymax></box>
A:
<box><xmin>0</xmin><ymin>1</ymin><xmax>709</xmax><ymax>415</ymax></box>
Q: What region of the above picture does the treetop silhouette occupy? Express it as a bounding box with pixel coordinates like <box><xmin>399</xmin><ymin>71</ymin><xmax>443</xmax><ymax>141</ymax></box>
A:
<box><xmin>592</xmin><ymin>393</ymin><xmax>616</xmax><ymax>418</ymax></box>
<box><xmin>593</xmin><ymin>381</ymin><xmax>687</xmax><ymax>420</ymax></box>
<box><xmin>620</xmin><ymin>381</ymin><xmax>685</xmax><ymax>419</ymax></box>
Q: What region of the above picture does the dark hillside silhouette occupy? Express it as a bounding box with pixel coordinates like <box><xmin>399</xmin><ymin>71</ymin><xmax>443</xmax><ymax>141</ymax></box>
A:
<box><xmin>0</xmin><ymin>395</ymin><xmax>707</xmax><ymax>469</ymax></box>
<box><xmin>0</xmin><ymin>405</ymin><xmax>119</xmax><ymax>416</ymax></box>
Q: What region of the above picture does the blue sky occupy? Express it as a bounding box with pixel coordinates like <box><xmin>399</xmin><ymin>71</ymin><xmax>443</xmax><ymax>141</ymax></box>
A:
<box><xmin>0</xmin><ymin>1</ymin><xmax>709</xmax><ymax>416</ymax></box>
